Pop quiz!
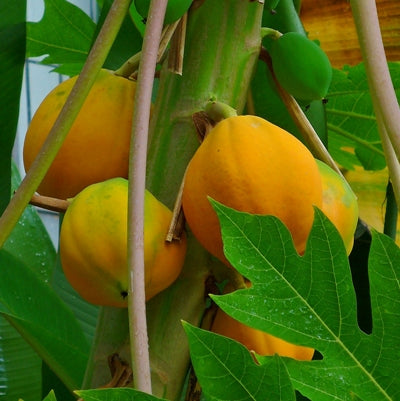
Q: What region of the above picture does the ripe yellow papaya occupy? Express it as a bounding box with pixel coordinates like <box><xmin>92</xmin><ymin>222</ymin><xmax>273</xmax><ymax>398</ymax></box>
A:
<box><xmin>59</xmin><ymin>178</ymin><xmax>187</xmax><ymax>307</ymax></box>
<box><xmin>182</xmin><ymin>115</ymin><xmax>323</xmax><ymax>263</ymax></box>
<box><xmin>23</xmin><ymin>69</ymin><xmax>137</xmax><ymax>199</ymax></box>
<box><xmin>317</xmin><ymin>160</ymin><xmax>359</xmax><ymax>255</ymax></box>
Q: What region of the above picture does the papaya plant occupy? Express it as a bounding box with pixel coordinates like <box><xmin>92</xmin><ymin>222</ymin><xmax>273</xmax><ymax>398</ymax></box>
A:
<box><xmin>0</xmin><ymin>1</ymin><xmax>400</xmax><ymax>401</ymax></box>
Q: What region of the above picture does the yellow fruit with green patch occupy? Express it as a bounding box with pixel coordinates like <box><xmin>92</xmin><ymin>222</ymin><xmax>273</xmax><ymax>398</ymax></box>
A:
<box><xmin>317</xmin><ymin>160</ymin><xmax>359</xmax><ymax>255</ymax></box>
<box><xmin>60</xmin><ymin>178</ymin><xmax>187</xmax><ymax>307</ymax></box>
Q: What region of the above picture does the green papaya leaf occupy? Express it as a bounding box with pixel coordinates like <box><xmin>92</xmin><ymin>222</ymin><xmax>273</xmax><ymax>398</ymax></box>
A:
<box><xmin>183</xmin><ymin>321</ymin><xmax>296</xmax><ymax>401</ymax></box>
<box><xmin>210</xmin><ymin>200</ymin><xmax>400</xmax><ymax>400</ymax></box>
<box><xmin>5</xmin><ymin>162</ymin><xmax>56</xmax><ymax>280</ymax></box>
<box><xmin>51</xmin><ymin>250</ymin><xmax>99</xmax><ymax>344</ymax></box>
<box><xmin>0</xmin><ymin>162</ymin><xmax>57</xmax><ymax>401</ymax></box>
<box><xmin>76</xmin><ymin>388</ymin><xmax>168</xmax><ymax>401</ymax></box>
<box><xmin>0</xmin><ymin>1</ymin><xmax>26</xmax><ymax>213</ymax></box>
<box><xmin>0</xmin><ymin>317</ymin><xmax>42</xmax><ymax>401</ymax></box>
<box><xmin>26</xmin><ymin>0</ymin><xmax>96</xmax><ymax>75</ymax></box>
<box><xmin>325</xmin><ymin>63</ymin><xmax>398</xmax><ymax>171</ymax></box>
<box><xmin>0</xmin><ymin>249</ymin><xmax>90</xmax><ymax>391</ymax></box>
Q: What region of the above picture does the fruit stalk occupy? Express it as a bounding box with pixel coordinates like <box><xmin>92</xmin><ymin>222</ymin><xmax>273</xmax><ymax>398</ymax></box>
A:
<box><xmin>127</xmin><ymin>0</ymin><xmax>168</xmax><ymax>394</ymax></box>
<box><xmin>259</xmin><ymin>49</ymin><xmax>341</xmax><ymax>176</ymax></box>
<box><xmin>0</xmin><ymin>0</ymin><xmax>132</xmax><ymax>248</ymax></box>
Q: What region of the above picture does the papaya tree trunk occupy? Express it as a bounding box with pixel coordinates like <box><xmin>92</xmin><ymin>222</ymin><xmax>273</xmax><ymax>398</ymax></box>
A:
<box><xmin>145</xmin><ymin>1</ymin><xmax>264</xmax><ymax>399</ymax></box>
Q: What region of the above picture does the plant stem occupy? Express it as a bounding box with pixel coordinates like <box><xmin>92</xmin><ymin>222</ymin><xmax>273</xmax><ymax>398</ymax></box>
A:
<box><xmin>127</xmin><ymin>0</ymin><xmax>167</xmax><ymax>394</ymax></box>
<box><xmin>350</xmin><ymin>0</ymin><xmax>400</xmax><ymax>205</ymax></box>
<box><xmin>0</xmin><ymin>0</ymin><xmax>131</xmax><ymax>248</ymax></box>
<box><xmin>374</xmin><ymin>106</ymin><xmax>400</xmax><ymax>209</ymax></box>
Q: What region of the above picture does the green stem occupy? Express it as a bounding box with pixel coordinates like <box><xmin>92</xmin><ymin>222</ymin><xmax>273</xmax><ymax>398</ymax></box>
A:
<box><xmin>204</xmin><ymin>100</ymin><xmax>238</xmax><ymax>122</ymax></box>
<box><xmin>0</xmin><ymin>0</ymin><xmax>131</xmax><ymax>248</ymax></box>
<box><xmin>115</xmin><ymin>52</ymin><xmax>141</xmax><ymax>77</ymax></box>
<box><xmin>374</xmin><ymin>106</ymin><xmax>400</xmax><ymax>209</ymax></box>
<box><xmin>260</xmin><ymin>27</ymin><xmax>282</xmax><ymax>40</ymax></box>
<box><xmin>127</xmin><ymin>0</ymin><xmax>168</xmax><ymax>394</ymax></box>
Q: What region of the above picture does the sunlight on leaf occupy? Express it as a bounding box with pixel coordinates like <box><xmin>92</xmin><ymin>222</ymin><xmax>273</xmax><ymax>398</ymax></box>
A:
<box><xmin>26</xmin><ymin>0</ymin><xmax>96</xmax><ymax>73</ymax></box>
<box><xmin>326</xmin><ymin>63</ymin><xmax>400</xmax><ymax>171</ymax></box>
<box><xmin>210</xmin><ymin>199</ymin><xmax>400</xmax><ymax>400</ymax></box>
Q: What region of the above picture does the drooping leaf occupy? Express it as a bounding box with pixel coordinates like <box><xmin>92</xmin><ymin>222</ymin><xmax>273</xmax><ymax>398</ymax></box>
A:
<box><xmin>183</xmin><ymin>321</ymin><xmax>296</xmax><ymax>401</ymax></box>
<box><xmin>0</xmin><ymin>162</ymin><xmax>57</xmax><ymax>401</ymax></box>
<box><xmin>210</xmin><ymin>200</ymin><xmax>400</xmax><ymax>400</ymax></box>
<box><xmin>325</xmin><ymin>63</ymin><xmax>400</xmax><ymax>171</ymax></box>
<box><xmin>0</xmin><ymin>317</ymin><xmax>42</xmax><ymax>401</ymax></box>
<box><xmin>0</xmin><ymin>1</ymin><xmax>26</xmax><ymax>213</ymax></box>
<box><xmin>26</xmin><ymin>0</ymin><xmax>96</xmax><ymax>75</ymax></box>
<box><xmin>51</xmin><ymin>250</ymin><xmax>99</xmax><ymax>344</ymax></box>
<box><xmin>76</xmin><ymin>388</ymin><xmax>168</xmax><ymax>401</ymax></box>
<box><xmin>0</xmin><ymin>249</ymin><xmax>90</xmax><ymax>391</ymax></box>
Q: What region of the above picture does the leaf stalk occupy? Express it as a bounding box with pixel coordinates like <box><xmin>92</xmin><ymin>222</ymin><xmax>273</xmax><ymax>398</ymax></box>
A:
<box><xmin>127</xmin><ymin>0</ymin><xmax>168</xmax><ymax>394</ymax></box>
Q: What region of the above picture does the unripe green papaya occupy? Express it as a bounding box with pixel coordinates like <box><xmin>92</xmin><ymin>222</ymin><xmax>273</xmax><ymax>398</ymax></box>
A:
<box><xmin>134</xmin><ymin>0</ymin><xmax>192</xmax><ymax>25</ymax></box>
<box><xmin>270</xmin><ymin>32</ymin><xmax>332</xmax><ymax>102</ymax></box>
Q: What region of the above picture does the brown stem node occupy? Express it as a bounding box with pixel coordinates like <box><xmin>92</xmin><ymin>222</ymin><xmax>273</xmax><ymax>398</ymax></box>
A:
<box><xmin>29</xmin><ymin>193</ymin><xmax>70</xmax><ymax>213</ymax></box>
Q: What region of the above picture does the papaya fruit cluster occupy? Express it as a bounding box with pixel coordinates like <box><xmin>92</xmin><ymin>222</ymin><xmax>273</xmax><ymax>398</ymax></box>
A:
<box><xmin>182</xmin><ymin>114</ymin><xmax>358</xmax><ymax>359</ymax></box>
<box><xmin>23</xmin><ymin>69</ymin><xmax>187</xmax><ymax>307</ymax></box>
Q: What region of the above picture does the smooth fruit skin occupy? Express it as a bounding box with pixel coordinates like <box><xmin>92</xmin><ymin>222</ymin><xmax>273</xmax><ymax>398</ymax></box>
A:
<box><xmin>23</xmin><ymin>69</ymin><xmax>136</xmax><ymax>199</ymax></box>
<box><xmin>134</xmin><ymin>0</ymin><xmax>192</xmax><ymax>25</ymax></box>
<box><xmin>317</xmin><ymin>160</ymin><xmax>359</xmax><ymax>255</ymax></box>
<box><xmin>212</xmin><ymin>307</ymin><xmax>314</xmax><ymax>360</ymax></box>
<box><xmin>270</xmin><ymin>32</ymin><xmax>332</xmax><ymax>102</ymax></box>
<box><xmin>59</xmin><ymin>178</ymin><xmax>187</xmax><ymax>307</ymax></box>
<box><xmin>182</xmin><ymin>115</ymin><xmax>323</xmax><ymax>263</ymax></box>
